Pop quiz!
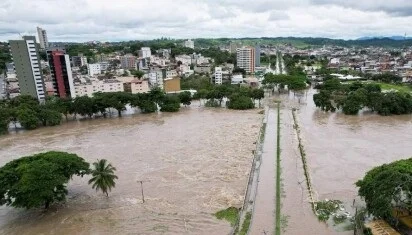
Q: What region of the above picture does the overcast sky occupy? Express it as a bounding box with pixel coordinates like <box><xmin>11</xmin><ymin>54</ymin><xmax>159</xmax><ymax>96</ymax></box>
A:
<box><xmin>1</xmin><ymin>0</ymin><xmax>412</xmax><ymax>42</ymax></box>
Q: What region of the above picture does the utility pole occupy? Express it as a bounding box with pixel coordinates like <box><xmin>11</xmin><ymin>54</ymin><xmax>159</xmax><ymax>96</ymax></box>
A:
<box><xmin>138</xmin><ymin>180</ymin><xmax>145</xmax><ymax>203</ymax></box>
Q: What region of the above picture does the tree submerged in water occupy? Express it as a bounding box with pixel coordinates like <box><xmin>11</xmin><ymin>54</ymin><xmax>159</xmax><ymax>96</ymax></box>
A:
<box><xmin>356</xmin><ymin>158</ymin><xmax>412</xmax><ymax>219</ymax></box>
<box><xmin>88</xmin><ymin>159</ymin><xmax>118</xmax><ymax>197</ymax></box>
<box><xmin>0</xmin><ymin>151</ymin><xmax>90</xmax><ymax>209</ymax></box>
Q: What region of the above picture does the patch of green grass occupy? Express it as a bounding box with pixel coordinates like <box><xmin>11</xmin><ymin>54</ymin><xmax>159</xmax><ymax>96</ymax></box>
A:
<box><xmin>239</xmin><ymin>212</ymin><xmax>252</xmax><ymax>235</ymax></box>
<box><xmin>315</xmin><ymin>200</ymin><xmax>343</xmax><ymax>221</ymax></box>
<box><xmin>377</xmin><ymin>83</ymin><xmax>412</xmax><ymax>93</ymax></box>
<box><xmin>214</xmin><ymin>207</ymin><xmax>239</xmax><ymax>226</ymax></box>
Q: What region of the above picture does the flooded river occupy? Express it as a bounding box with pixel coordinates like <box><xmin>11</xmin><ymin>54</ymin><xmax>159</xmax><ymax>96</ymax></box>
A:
<box><xmin>276</xmin><ymin>88</ymin><xmax>412</xmax><ymax>234</ymax></box>
<box><xmin>0</xmin><ymin>104</ymin><xmax>262</xmax><ymax>235</ymax></box>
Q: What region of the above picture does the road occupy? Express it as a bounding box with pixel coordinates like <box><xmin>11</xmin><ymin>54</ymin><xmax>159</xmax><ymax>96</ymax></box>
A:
<box><xmin>249</xmin><ymin>108</ymin><xmax>279</xmax><ymax>235</ymax></box>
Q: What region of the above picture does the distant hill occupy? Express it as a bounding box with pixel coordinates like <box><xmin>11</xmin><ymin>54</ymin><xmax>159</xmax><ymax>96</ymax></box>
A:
<box><xmin>357</xmin><ymin>36</ymin><xmax>412</xmax><ymax>41</ymax></box>
<box><xmin>193</xmin><ymin>37</ymin><xmax>412</xmax><ymax>49</ymax></box>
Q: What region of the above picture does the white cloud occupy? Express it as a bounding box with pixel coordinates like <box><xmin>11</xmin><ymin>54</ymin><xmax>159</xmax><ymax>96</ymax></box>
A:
<box><xmin>1</xmin><ymin>0</ymin><xmax>412</xmax><ymax>42</ymax></box>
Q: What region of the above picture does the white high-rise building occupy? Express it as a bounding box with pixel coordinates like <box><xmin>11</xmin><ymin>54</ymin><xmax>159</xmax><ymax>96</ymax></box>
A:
<box><xmin>184</xmin><ymin>39</ymin><xmax>194</xmax><ymax>49</ymax></box>
<box><xmin>214</xmin><ymin>67</ymin><xmax>223</xmax><ymax>85</ymax></box>
<box><xmin>139</xmin><ymin>47</ymin><xmax>151</xmax><ymax>58</ymax></box>
<box><xmin>88</xmin><ymin>63</ymin><xmax>101</xmax><ymax>76</ymax></box>
<box><xmin>236</xmin><ymin>47</ymin><xmax>255</xmax><ymax>74</ymax></box>
<box><xmin>36</xmin><ymin>27</ymin><xmax>49</xmax><ymax>49</ymax></box>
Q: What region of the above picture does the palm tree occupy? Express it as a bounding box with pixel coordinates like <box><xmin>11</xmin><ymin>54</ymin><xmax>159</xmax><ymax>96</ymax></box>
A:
<box><xmin>88</xmin><ymin>159</ymin><xmax>118</xmax><ymax>196</ymax></box>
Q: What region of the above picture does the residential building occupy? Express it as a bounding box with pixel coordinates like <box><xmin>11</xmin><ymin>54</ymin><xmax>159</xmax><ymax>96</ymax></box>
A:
<box><xmin>9</xmin><ymin>36</ymin><xmax>46</xmax><ymax>101</ymax></box>
<box><xmin>0</xmin><ymin>74</ymin><xmax>5</xmax><ymax>99</ymax></box>
<box><xmin>229</xmin><ymin>41</ymin><xmax>241</xmax><ymax>53</ymax></box>
<box><xmin>36</xmin><ymin>27</ymin><xmax>49</xmax><ymax>49</ymax></box>
<box><xmin>214</xmin><ymin>67</ymin><xmax>223</xmax><ymax>85</ymax></box>
<box><xmin>255</xmin><ymin>44</ymin><xmax>261</xmax><ymax>67</ymax></box>
<box><xmin>175</xmin><ymin>55</ymin><xmax>192</xmax><ymax>65</ymax></box>
<box><xmin>236</xmin><ymin>47</ymin><xmax>256</xmax><ymax>73</ymax></box>
<box><xmin>164</xmin><ymin>77</ymin><xmax>181</xmax><ymax>93</ymax></box>
<box><xmin>166</xmin><ymin>69</ymin><xmax>178</xmax><ymax>78</ymax></box>
<box><xmin>72</xmin><ymin>54</ymin><xmax>88</xmax><ymax>67</ymax></box>
<box><xmin>88</xmin><ymin>63</ymin><xmax>101</xmax><ymax>76</ymax></box>
<box><xmin>231</xmin><ymin>74</ymin><xmax>244</xmax><ymax>84</ymax></box>
<box><xmin>99</xmin><ymin>61</ymin><xmax>110</xmax><ymax>72</ymax></box>
<box><xmin>148</xmin><ymin>70</ymin><xmax>164</xmax><ymax>89</ymax></box>
<box><xmin>123</xmin><ymin>78</ymin><xmax>150</xmax><ymax>94</ymax></box>
<box><xmin>157</xmin><ymin>48</ymin><xmax>171</xmax><ymax>58</ymax></box>
<box><xmin>138</xmin><ymin>47</ymin><xmax>151</xmax><ymax>58</ymax></box>
<box><xmin>194</xmin><ymin>64</ymin><xmax>211</xmax><ymax>74</ymax></box>
<box><xmin>47</xmin><ymin>49</ymin><xmax>75</xmax><ymax>98</ymax></box>
<box><xmin>184</xmin><ymin>39</ymin><xmax>194</xmax><ymax>49</ymax></box>
<box><xmin>73</xmin><ymin>79</ymin><xmax>124</xmax><ymax>97</ymax></box>
<box><xmin>120</xmin><ymin>54</ymin><xmax>137</xmax><ymax>69</ymax></box>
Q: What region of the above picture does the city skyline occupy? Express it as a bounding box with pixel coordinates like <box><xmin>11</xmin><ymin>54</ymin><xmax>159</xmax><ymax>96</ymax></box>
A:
<box><xmin>2</xmin><ymin>0</ymin><xmax>412</xmax><ymax>42</ymax></box>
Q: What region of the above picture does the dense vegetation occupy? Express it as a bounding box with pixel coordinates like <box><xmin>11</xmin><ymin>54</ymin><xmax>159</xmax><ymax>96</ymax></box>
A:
<box><xmin>313</xmin><ymin>80</ymin><xmax>412</xmax><ymax>115</ymax></box>
<box><xmin>0</xmin><ymin>88</ymin><xmax>188</xmax><ymax>134</ymax></box>
<box><xmin>0</xmin><ymin>42</ymin><xmax>12</xmax><ymax>74</ymax></box>
<box><xmin>193</xmin><ymin>85</ymin><xmax>264</xmax><ymax>109</ymax></box>
<box><xmin>0</xmin><ymin>151</ymin><xmax>90</xmax><ymax>209</ymax></box>
<box><xmin>356</xmin><ymin>158</ymin><xmax>412</xmax><ymax>219</ymax></box>
<box><xmin>262</xmin><ymin>73</ymin><xmax>307</xmax><ymax>92</ymax></box>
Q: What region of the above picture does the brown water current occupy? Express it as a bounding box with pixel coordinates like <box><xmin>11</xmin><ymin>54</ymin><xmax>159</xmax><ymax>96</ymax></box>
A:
<box><xmin>276</xmin><ymin>88</ymin><xmax>412</xmax><ymax>235</ymax></box>
<box><xmin>0</xmin><ymin>104</ymin><xmax>262</xmax><ymax>235</ymax></box>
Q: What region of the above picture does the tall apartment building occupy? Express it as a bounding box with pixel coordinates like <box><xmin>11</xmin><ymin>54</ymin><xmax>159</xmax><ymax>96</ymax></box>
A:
<box><xmin>72</xmin><ymin>54</ymin><xmax>88</xmax><ymax>67</ymax></box>
<box><xmin>236</xmin><ymin>47</ymin><xmax>255</xmax><ymax>74</ymax></box>
<box><xmin>36</xmin><ymin>27</ymin><xmax>49</xmax><ymax>49</ymax></box>
<box><xmin>47</xmin><ymin>49</ymin><xmax>75</xmax><ymax>98</ymax></box>
<box><xmin>255</xmin><ymin>44</ymin><xmax>261</xmax><ymax>67</ymax></box>
<box><xmin>214</xmin><ymin>67</ymin><xmax>223</xmax><ymax>85</ymax></box>
<box><xmin>120</xmin><ymin>55</ymin><xmax>137</xmax><ymax>69</ymax></box>
<box><xmin>88</xmin><ymin>63</ymin><xmax>101</xmax><ymax>76</ymax></box>
<box><xmin>184</xmin><ymin>39</ymin><xmax>194</xmax><ymax>49</ymax></box>
<box><xmin>138</xmin><ymin>47</ymin><xmax>151</xmax><ymax>58</ymax></box>
<box><xmin>9</xmin><ymin>36</ymin><xmax>46</xmax><ymax>101</ymax></box>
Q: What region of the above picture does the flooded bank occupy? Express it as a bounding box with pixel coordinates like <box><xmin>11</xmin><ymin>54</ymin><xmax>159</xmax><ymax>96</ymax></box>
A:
<box><xmin>275</xmin><ymin>88</ymin><xmax>412</xmax><ymax>234</ymax></box>
<box><xmin>0</xmin><ymin>104</ymin><xmax>261</xmax><ymax>234</ymax></box>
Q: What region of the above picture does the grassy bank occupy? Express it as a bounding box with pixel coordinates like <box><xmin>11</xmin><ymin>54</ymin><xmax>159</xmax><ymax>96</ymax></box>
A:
<box><xmin>377</xmin><ymin>82</ymin><xmax>412</xmax><ymax>93</ymax></box>
<box><xmin>275</xmin><ymin>102</ymin><xmax>282</xmax><ymax>235</ymax></box>
<box><xmin>214</xmin><ymin>207</ymin><xmax>239</xmax><ymax>226</ymax></box>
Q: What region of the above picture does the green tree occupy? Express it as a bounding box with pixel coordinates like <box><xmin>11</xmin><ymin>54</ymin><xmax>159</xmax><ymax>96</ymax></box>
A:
<box><xmin>73</xmin><ymin>96</ymin><xmax>96</xmax><ymax>118</ymax></box>
<box><xmin>37</xmin><ymin>107</ymin><xmax>62</xmax><ymax>126</ymax></box>
<box><xmin>251</xmin><ymin>88</ymin><xmax>264</xmax><ymax>107</ymax></box>
<box><xmin>0</xmin><ymin>107</ymin><xmax>10</xmax><ymax>134</ymax></box>
<box><xmin>88</xmin><ymin>159</ymin><xmax>118</xmax><ymax>196</ymax></box>
<box><xmin>160</xmin><ymin>95</ymin><xmax>181</xmax><ymax>112</ymax></box>
<box><xmin>0</xmin><ymin>151</ymin><xmax>90</xmax><ymax>209</ymax></box>
<box><xmin>356</xmin><ymin>158</ymin><xmax>412</xmax><ymax>219</ymax></box>
<box><xmin>228</xmin><ymin>94</ymin><xmax>254</xmax><ymax>110</ymax></box>
<box><xmin>17</xmin><ymin>108</ymin><xmax>39</xmax><ymax>130</ymax></box>
<box><xmin>178</xmin><ymin>91</ymin><xmax>192</xmax><ymax>106</ymax></box>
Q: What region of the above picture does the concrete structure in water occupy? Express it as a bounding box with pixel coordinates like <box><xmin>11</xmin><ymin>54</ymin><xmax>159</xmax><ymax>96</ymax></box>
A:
<box><xmin>9</xmin><ymin>36</ymin><xmax>46</xmax><ymax>101</ymax></box>
<box><xmin>47</xmin><ymin>49</ymin><xmax>75</xmax><ymax>98</ymax></box>
<box><xmin>36</xmin><ymin>27</ymin><xmax>49</xmax><ymax>49</ymax></box>
<box><xmin>236</xmin><ymin>47</ymin><xmax>256</xmax><ymax>74</ymax></box>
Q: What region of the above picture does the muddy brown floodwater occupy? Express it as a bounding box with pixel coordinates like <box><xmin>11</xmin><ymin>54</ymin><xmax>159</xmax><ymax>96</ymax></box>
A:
<box><xmin>276</xmin><ymin>88</ymin><xmax>412</xmax><ymax>235</ymax></box>
<box><xmin>0</xmin><ymin>104</ymin><xmax>262</xmax><ymax>235</ymax></box>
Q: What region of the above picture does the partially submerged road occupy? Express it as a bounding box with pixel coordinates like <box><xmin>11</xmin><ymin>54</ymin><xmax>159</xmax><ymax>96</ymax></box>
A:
<box><xmin>249</xmin><ymin>108</ymin><xmax>278</xmax><ymax>234</ymax></box>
